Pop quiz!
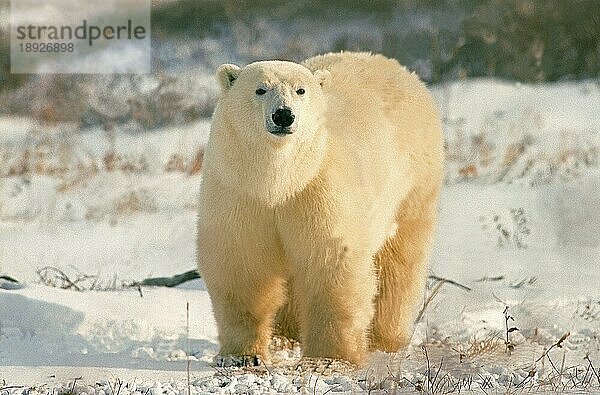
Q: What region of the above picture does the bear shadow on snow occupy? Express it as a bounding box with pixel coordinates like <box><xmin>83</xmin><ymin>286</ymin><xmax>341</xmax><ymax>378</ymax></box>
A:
<box><xmin>0</xmin><ymin>292</ymin><xmax>218</xmax><ymax>370</ymax></box>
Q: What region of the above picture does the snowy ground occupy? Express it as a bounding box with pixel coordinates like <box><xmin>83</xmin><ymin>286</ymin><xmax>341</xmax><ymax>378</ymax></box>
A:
<box><xmin>1</xmin><ymin>79</ymin><xmax>600</xmax><ymax>393</ymax></box>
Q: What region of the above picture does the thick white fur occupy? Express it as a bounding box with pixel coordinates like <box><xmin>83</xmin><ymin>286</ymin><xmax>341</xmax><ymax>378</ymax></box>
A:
<box><xmin>197</xmin><ymin>52</ymin><xmax>444</xmax><ymax>365</ymax></box>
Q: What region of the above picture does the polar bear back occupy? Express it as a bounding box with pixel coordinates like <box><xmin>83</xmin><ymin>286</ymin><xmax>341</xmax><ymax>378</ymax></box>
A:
<box><xmin>303</xmin><ymin>52</ymin><xmax>444</xmax><ymax>210</ymax></box>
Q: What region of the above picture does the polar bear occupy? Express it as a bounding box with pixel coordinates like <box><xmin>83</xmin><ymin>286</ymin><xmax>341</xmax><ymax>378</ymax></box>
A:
<box><xmin>197</xmin><ymin>52</ymin><xmax>443</xmax><ymax>365</ymax></box>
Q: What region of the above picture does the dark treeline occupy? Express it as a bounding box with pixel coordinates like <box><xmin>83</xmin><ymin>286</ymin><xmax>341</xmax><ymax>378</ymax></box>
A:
<box><xmin>152</xmin><ymin>0</ymin><xmax>600</xmax><ymax>83</ymax></box>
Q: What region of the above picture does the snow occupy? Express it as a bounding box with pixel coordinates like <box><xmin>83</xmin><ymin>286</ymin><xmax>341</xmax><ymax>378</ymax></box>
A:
<box><xmin>1</xmin><ymin>79</ymin><xmax>600</xmax><ymax>393</ymax></box>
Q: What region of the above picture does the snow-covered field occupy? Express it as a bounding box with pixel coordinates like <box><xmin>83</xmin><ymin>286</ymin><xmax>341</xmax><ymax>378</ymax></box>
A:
<box><xmin>1</xmin><ymin>79</ymin><xmax>600</xmax><ymax>393</ymax></box>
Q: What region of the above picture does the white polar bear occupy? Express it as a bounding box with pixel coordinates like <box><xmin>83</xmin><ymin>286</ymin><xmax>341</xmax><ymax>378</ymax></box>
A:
<box><xmin>197</xmin><ymin>52</ymin><xmax>444</xmax><ymax>365</ymax></box>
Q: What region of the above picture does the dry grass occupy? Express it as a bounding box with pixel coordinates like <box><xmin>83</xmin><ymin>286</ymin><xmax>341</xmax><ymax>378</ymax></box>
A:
<box><xmin>0</xmin><ymin>122</ymin><xmax>207</xmax><ymax>180</ymax></box>
<box><xmin>82</xmin><ymin>189</ymin><xmax>158</xmax><ymax>223</ymax></box>
<box><xmin>187</xmin><ymin>149</ymin><xmax>204</xmax><ymax>176</ymax></box>
<box><xmin>165</xmin><ymin>148</ymin><xmax>204</xmax><ymax>175</ymax></box>
<box><xmin>57</xmin><ymin>164</ymin><xmax>99</xmax><ymax>192</ymax></box>
<box><xmin>416</xmin><ymin>275</ymin><xmax>471</xmax><ymax>323</ymax></box>
<box><xmin>103</xmin><ymin>151</ymin><xmax>148</xmax><ymax>174</ymax></box>
<box><xmin>1</xmin><ymin>145</ymin><xmax>202</xmax><ymax>179</ymax></box>
<box><xmin>197</xmin><ymin>301</ymin><xmax>600</xmax><ymax>394</ymax></box>
<box><xmin>452</xmin><ymin>333</ymin><xmax>503</xmax><ymax>363</ymax></box>
<box><xmin>443</xmin><ymin>112</ymin><xmax>599</xmax><ymax>185</ymax></box>
<box><xmin>164</xmin><ymin>153</ymin><xmax>186</xmax><ymax>173</ymax></box>
<box><xmin>113</xmin><ymin>190</ymin><xmax>157</xmax><ymax>216</ymax></box>
<box><xmin>37</xmin><ymin>266</ymin><xmax>99</xmax><ymax>291</ymax></box>
<box><xmin>35</xmin><ymin>266</ymin><xmax>146</xmax><ymax>293</ymax></box>
<box><xmin>0</xmin><ymin>125</ymin><xmax>204</xmax><ymax>223</ymax></box>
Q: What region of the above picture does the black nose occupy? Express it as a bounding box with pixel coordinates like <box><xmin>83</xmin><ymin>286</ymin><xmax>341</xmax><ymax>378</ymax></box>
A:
<box><xmin>272</xmin><ymin>107</ymin><xmax>295</xmax><ymax>127</ymax></box>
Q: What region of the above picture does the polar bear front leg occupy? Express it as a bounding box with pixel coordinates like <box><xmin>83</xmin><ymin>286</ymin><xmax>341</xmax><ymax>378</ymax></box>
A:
<box><xmin>206</xmin><ymin>270</ymin><xmax>286</xmax><ymax>365</ymax></box>
<box><xmin>284</xmin><ymin>239</ymin><xmax>378</xmax><ymax>365</ymax></box>
<box><xmin>197</xmin><ymin>192</ymin><xmax>286</xmax><ymax>365</ymax></box>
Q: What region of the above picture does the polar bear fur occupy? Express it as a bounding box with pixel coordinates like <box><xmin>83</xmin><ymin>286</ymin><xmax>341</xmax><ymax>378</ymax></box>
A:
<box><xmin>197</xmin><ymin>52</ymin><xmax>444</xmax><ymax>365</ymax></box>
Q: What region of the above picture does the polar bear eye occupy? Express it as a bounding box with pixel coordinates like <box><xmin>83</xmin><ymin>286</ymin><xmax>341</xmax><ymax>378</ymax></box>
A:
<box><xmin>255</xmin><ymin>88</ymin><xmax>267</xmax><ymax>95</ymax></box>
<box><xmin>296</xmin><ymin>88</ymin><xmax>305</xmax><ymax>95</ymax></box>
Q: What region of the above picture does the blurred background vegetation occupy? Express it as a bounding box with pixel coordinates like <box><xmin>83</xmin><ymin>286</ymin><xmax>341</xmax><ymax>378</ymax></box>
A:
<box><xmin>150</xmin><ymin>0</ymin><xmax>599</xmax><ymax>82</ymax></box>
<box><xmin>0</xmin><ymin>0</ymin><xmax>598</xmax><ymax>126</ymax></box>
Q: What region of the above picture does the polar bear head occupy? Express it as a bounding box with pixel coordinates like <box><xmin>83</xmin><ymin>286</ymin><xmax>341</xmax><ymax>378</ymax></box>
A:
<box><xmin>206</xmin><ymin>60</ymin><xmax>331</xmax><ymax>205</ymax></box>
<box><xmin>215</xmin><ymin>61</ymin><xmax>330</xmax><ymax>146</ymax></box>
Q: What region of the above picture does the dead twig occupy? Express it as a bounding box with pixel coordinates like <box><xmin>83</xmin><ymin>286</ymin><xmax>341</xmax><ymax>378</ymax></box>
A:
<box><xmin>37</xmin><ymin>266</ymin><xmax>97</xmax><ymax>291</ymax></box>
<box><xmin>186</xmin><ymin>302</ymin><xmax>191</xmax><ymax>395</ymax></box>
<box><xmin>584</xmin><ymin>354</ymin><xmax>600</xmax><ymax>386</ymax></box>
<box><xmin>0</xmin><ymin>276</ymin><xmax>19</xmax><ymax>283</ymax></box>
<box><xmin>416</xmin><ymin>275</ymin><xmax>471</xmax><ymax>323</ymax></box>
<box><xmin>422</xmin><ymin>345</ymin><xmax>432</xmax><ymax>392</ymax></box>
<box><xmin>139</xmin><ymin>270</ymin><xmax>200</xmax><ymax>287</ymax></box>
<box><xmin>516</xmin><ymin>369</ymin><xmax>536</xmax><ymax>388</ymax></box>
<box><xmin>428</xmin><ymin>275</ymin><xmax>472</xmax><ymax>292</ymax></box>
<box><xmin>475</xmin><ymin>275</ymin><xmax>505</xmax><ymax>282</ymax></box>
<box><xmin>535</xmin><ymin>332</ymin><xmax>570</xmax><ymax>364</ymax></box>
<box><xmin>503</xmin><ymin>306</ymin><xmax>519</xmax><ymax>353</ymax></box>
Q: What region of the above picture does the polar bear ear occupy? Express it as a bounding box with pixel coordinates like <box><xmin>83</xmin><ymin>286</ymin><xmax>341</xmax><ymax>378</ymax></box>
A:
<box><xmin>314</xmin><ymin>69</ymin><xmax>331</xmax><ymax>88</ymax></box>
<box><xmin>217</xmin><ymin>64</ymin><xmax>241</xmax><ymax>91</ymax></box>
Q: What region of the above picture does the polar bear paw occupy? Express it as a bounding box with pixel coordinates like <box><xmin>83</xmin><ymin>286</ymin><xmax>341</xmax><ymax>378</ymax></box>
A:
<box><xmin>214</xmin><ymin>354</ymin><xmax>262</xmax><ymax>367</ymax></box>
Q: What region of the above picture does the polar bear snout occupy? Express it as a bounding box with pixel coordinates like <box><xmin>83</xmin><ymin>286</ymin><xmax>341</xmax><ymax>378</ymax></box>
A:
<box><xmin>272</xmin><ymin>107</ymin><xmax>295</xmax><ymax>128</ymax></box>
